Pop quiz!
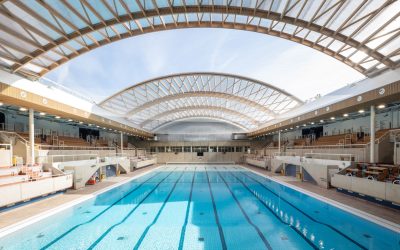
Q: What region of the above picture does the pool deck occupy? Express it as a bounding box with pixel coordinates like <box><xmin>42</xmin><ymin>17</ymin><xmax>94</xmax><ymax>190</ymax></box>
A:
<box><xmin>0</xmin><ymin>165</ymin><xmax>160</xmax><ymax>231</ymax></box>
<box><xmin>1</xmin><ymin>164</ymin><xmax>399</xmax><ymax>233</ymax></box>
<box><xmin>241</xmin><ymin>164</ymin><xmax>400</xmax><ymax>226</ymax></box>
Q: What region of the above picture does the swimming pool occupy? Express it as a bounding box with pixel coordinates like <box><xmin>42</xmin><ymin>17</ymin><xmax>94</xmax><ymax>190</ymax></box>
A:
<box><xmin>0</xmin><ymin>165</ymin><xmax>399</xmax><ymax>249</ymax></box>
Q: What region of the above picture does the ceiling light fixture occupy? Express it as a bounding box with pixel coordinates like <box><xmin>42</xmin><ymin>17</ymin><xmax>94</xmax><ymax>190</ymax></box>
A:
<box><xmin>377</xmin><ymin>104</ymin><xmax>385</xmax><ymax>109</ymax></box>
<box><xmin>343</xmin><ymin>113</ymin><xmax>349</xmax><ymax>117</ymax></box>
<box><xmin>39</xmin><ymin>112</ymin><xmax>46</xmax><ymax>116</ymax></box>
<box><xmin>330</xmin><ymin>117</ymin><xmax>335</xmax><ymax>120</ymax></box>
<box><xmin>358</xmin><ymin>109</ymin><xmax>365</xmax><ymax>114</ymax></box>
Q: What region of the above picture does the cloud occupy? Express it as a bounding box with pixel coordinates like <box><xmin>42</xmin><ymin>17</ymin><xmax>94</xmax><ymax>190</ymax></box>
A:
<box><xmin>45</xmin><ymin>28</ymin><xmax>364</xmax><ymax>103</ymax></box>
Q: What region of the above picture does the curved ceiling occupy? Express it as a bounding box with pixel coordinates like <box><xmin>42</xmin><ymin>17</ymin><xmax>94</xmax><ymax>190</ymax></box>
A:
<box><xmin>0</xmin><ymin>0</ymin><xmax>399</xmax><ymax>78</ymax></box>
<box><xmin>100</xmin><ymin>72</ymin><xmax>302</xmax><ymax>131</ymax></box>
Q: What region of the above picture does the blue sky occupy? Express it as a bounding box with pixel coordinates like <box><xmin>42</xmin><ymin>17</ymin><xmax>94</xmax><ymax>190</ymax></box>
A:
<box><xmin>45</xmin><ymin>28</ymin><xmax>364</xmax><ymax>103</ymax></box>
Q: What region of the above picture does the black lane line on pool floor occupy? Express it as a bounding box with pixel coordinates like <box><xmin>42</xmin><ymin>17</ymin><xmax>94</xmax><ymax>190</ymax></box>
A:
<box><xmin>86</xmin><ymin>169</ymin><xmax>183</xmax><ymax>249</ymax></box>
<box><xmin>215</xmin><ymin>169</ymin><xmax>273</xmax><ymax>250</ymax></box>
<box><xmin>205</xmin><ymin>168</ymin><xmax>227</xmax><ymax>250</ymax></box>
<box><xmin>227</xmin><ymin>171</ymin><xmax>317</xmax><ymax>250</ymax></box>
<box><xmin>40</xmin><ymin>170</ymin><xmax>169</xmax><ymax>250</ymax></box>
<box><xmin>133</xmin><ymin>169</ymin><xmax>187</xmax><ymax>250</ymax></box>
<box><xmin>238</xmin><ymin>171</ymin><xmax>367</xmax><ymax>250</ymax></box>
<box><xmin>178</xmin><ymin>167</ymin><xmax>197</xmax><ymax>250</ymax></box>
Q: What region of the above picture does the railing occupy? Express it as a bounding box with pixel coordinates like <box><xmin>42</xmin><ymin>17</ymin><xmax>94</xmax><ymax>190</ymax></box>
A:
<box><xmin>0</xmin><ymin>131</ymin><xmax>29</xmax><ymax>144</ymax></box>
<box><xmin>37</xmin><ymin>154</ymin><xmax>98</xmax><ymax>164</ymax></box>
<box><xmin>304</xmin><ymin>153</ymin><xmax>355</xmax><ymax>161</ymax></box>
<box><xmin>37</xmin><ymin>145</ymin><xmax>117</xmax><ymax>151</ymax></box>
<box><xmin>273</xmin><ymin>152</ymin><xmax>297</xmax><ymax>157</ymax></box>
<box><xmin>286</xmin><ymin>144</ymin><xmax>367</xmax><ymax>149</ymax></box>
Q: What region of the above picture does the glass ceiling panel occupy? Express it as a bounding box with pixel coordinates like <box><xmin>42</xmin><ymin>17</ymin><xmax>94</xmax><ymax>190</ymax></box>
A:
<box><xmin>100</xmin><ymin>73</ymin><xmax>302</xmax><ymax>132</ymax></box>
<box><xmin>0</xmin><ymin>0</ymin><xmax>397</xmax><ymax>77</ymax></box>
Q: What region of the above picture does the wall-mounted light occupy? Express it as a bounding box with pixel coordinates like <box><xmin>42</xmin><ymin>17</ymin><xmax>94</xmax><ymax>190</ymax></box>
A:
<box><xmin>377</xmin><ymin>104</ymin><xmax>385</xmax><ymax>109</ymax></box>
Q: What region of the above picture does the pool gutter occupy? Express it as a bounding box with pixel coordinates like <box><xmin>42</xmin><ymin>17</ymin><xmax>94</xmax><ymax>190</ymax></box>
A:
<box><xmin>0</xmin><ymin>165</ymin><xmax>164</xmax><ymax>239</ymax></box>
<box><xmin>241</xmin><ymin>165</ymin><xmax>400</xmax><ymax>233</ymax></box>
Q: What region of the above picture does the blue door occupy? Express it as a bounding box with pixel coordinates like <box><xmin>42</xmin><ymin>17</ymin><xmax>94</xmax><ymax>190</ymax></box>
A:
<box><xmin>105</xmin><ymin>165</ymin><xmax>116</xmax><ymax>177</ymax></box>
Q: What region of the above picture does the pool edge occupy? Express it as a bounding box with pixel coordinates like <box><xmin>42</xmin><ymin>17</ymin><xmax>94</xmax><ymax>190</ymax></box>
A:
<box><xmin>240</xmin><ymin>165</ymin><xmax>400</xmax><ymax>233</ymax></box>
<box><xmin>0</xmin><ymin>165</ymin><xmax>164</xmax><ymax>239</ymax></box>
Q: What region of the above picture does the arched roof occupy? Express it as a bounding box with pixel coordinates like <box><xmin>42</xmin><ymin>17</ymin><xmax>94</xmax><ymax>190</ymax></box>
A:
<box><xmin>100</xmin><ymin>72</ymin><xmax>302</xmax><ymax>131</ymax></box>
<box><xmin>0</xmin><ymin>0</ymin><xmax>398</xmax><ymax>77</ymax></box>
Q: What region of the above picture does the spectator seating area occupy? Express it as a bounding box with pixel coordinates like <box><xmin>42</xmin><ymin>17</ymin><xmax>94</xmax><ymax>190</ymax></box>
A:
<box><xmin>285</xmin><ymin>128</ymin><xmax>394</xmax><ymax>148</ymax></box>
<box><xmin>344</xmin><ymin>162</ymin><xmax>400</xmax><ymax>183</ymax></box>
<box><xmin>0</xmin><ymin>164</ymin><xmax>51</xmax><ymax>186</ymax></box>
<box><xmin>17</xmin><ymin>132</ymin><xmax>111</xmax><ymax>148</ymax></box>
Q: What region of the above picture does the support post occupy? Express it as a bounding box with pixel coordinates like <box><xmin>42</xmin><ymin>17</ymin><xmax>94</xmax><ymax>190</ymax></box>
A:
<box><xmin>278</xmin><ymin>130</ymin><xmax>281</xmax><ymax>154</ymax></box>
<box><xmin>120</xmin><ymin>132</ymin><xmax>124</xmax><ymax>155</ymax></box>
<box><xmin>29</xmin><ymin>108</ymin><xmax>35</xmax><ymax>165</ymax></box>
<box><xmin>370</xmin><ymin>105</ymin><xmax>375</xmax><ymax>163</ymax></box>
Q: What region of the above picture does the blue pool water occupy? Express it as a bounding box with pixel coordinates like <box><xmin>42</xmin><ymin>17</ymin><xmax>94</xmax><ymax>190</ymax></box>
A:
<box><xmin>0</xmin><ymin>165</ymin><xmax>399</xmax><ymax>249</ymax></box>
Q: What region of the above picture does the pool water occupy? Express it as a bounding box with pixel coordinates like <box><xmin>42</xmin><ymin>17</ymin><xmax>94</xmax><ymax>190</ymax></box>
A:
<box><xmin>0</xmin><ymin>165</ymin><xmax>399</xmax><ymax>250</ymax></box>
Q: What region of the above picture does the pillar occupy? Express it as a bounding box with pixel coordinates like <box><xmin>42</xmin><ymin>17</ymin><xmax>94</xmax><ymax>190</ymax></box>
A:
<box><xmin>370</xmin><ymin>105</ymin><xmax>375</xmax><ymax>163</ymax></box>
<box><xmin>278</xmin><ymin>130</ymin><xmax>281</xmax><ymax>154</ymax></box>
<box><xmin>29</xmin><ymin>108</ymin><xmax>35</xmax><ymax>165</ymax></box>
<box><xmin>120</xmin><ymin>132</ymin><xmax>124</xmax><ymax>154</ymax></box>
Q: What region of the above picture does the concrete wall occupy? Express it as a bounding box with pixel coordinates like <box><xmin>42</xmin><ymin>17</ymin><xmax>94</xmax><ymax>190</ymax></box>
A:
<box><xmin>331</xmin><ymin>174</ymin><xmax>400</xmax><ymax>204</ymax></box>
<box><xmin>156</xmin><ymin>152</ymin><xmax>243</xmax><ymax>164</ymax></box>
<box><xmin>0</xmin><ymin>174</ymin><xmax>73</xmax><ymax>207</ymax></box>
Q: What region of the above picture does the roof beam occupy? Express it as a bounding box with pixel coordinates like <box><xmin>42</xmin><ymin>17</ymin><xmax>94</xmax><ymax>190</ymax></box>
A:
<box><xmin>139</xmin><ymin>105</ymin><xmax>261</xmax><ymax>128</ymax></box>
<box><xmin>0</xmin><ymin>4</ymin><xmax>395</xmax><ymax>76</ymax></box>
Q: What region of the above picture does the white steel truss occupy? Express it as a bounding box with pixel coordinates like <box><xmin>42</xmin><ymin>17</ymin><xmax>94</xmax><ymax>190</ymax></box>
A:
<box><xmin>100</xmin><ymin>72</ymin><xmax>302</xmax><ymax>131</ymax></box>
<box><xmin>0</xmin><ymin>0</ymin><xmax>398</xmax><ymax>77</ymax></box>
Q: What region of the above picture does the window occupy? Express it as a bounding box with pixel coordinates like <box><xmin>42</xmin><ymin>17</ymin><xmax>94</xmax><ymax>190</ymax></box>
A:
<box><xmin>157</xmin><ymin>146</ymin><xmax>165</xmax><ymax>153</ymax></box>
<box><xmin>150</xmin><ymin>147</ymin><xmax>156</xmax><ymax>153</ymax></box>
<box><xmin>209</xmin><ymin>146</ymin><xmax>217</xmax><ymax>152</ymax></box>
<box><xmin>235</xmin><ymin>146</ymin><xmax>243</xmax><ymax>152</ymax></box>
<box><xmin>193</xmin><ymin>146</ymin><xmax>208</xmax><ymax>152</ymax></box>
<box><xmin>171</xmin><ymin>146</ymin><xmax>183</xmax><ymax>153</ymax></box>
<box><xmin>184</xmin><ymin>146</ymin><xmax>192</xmax><ymax>152</ymax></box>
<box><xmin>218</xmin><ymin>146</ymin><xmax>233</xmax><ymax>152</ymax></box>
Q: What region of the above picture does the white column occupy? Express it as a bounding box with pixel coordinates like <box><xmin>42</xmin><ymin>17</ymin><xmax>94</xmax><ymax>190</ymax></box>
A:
<box><xmin>29</xmin><ymin>108</ymin><xmax>35</xmax><ymax>165</ymax></box>
<box><xmin>120</xmin><ymin>132</ymin><xmax>124</xmax><ymax>154</ymax></box>
<box><xmin>278</xmin><ymin>130</ymin><xmax>281</xmax><ymax>153</ymax></box>
<box><xmin>370</xmin><ymin>105</ymin><xmax>375</xmax><ymax>163</ymax></box>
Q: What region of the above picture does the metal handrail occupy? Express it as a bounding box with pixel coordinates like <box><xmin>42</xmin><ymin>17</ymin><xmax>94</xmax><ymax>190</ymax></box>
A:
<box><xmin>0</xmin><ymin>172</ymin><xmax>73</xmax><ymax>188</ymax></box>
<box><xmin>0</xmin><ymin>131</ymin><xmax>29</xmax><ymax>144</ymax></box>
<box><xmin>37</xmin><ymin>154</ymin><xmax>98</xmax><ymax>164</ymax></box>
<box><xmin>38</xmin><ymin>145</ymin><xmax>117</xmax><ymax>150</ymax></box>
